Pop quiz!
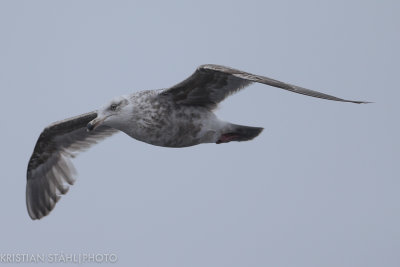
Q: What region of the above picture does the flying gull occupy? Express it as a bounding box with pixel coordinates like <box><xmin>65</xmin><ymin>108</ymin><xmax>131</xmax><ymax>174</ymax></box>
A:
<box><xmin>26</xmin><ymin>64</ymin><xmax>368</xmax><ymax>219</ymax></box>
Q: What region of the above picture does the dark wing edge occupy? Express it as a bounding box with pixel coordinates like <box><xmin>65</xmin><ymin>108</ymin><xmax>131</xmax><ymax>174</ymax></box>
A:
<box><xmin>26</xmin><ymin>111</ymin><xmax>118</xmax><ymax>220</ymax></box>
<box><xmin>161</xmin><ymin>64</ymin><xmax>252</xmax><ymax>109</ymax></box>
<box><xmin>162</xmin><ymin>64</ymin><xmax>370</xmax><ymax>109</ymax></box>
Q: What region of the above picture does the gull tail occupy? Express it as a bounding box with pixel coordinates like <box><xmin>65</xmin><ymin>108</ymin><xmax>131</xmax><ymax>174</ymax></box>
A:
<box><xmin>217</xmin><ymin>124</ymin><xmax>264</xmax><ymax>144</ymax></box>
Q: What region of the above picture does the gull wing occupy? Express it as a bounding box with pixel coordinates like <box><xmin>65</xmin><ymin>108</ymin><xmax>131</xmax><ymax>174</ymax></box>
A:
<box><xmin>26</xmin><ymin>111</ymin><xmax>118</xmax><ymax>220</ymax></box>
<box><xmin>162</xmin><ymin>64</ymin><xmax>368</xmax><ymax>109</ymax></box>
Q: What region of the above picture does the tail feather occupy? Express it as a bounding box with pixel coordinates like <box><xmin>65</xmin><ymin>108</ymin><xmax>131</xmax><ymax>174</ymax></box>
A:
<box><xmin>217</xmin><ymin>124</ymin><xmax>263</xmax><ymax>144</ymax></box>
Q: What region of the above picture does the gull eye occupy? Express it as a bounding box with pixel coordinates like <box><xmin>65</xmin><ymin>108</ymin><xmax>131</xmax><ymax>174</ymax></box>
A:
<box><xmin>110</xmin><ymin>104</ymin><xmax>118</xmax><ymax>111</ymax></box>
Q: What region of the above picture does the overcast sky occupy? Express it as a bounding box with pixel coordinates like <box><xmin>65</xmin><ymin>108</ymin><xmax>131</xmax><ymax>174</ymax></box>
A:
<box><xmin>0</xmin><ymin>1</ymin><xmax>399</xmax><ymax>266</ymax></box>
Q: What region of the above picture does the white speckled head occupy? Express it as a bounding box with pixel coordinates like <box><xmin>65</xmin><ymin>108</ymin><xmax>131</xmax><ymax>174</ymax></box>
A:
<box><xmin>87</xmin><ymin>95</ymin><xmax>132</xmax><ymax>131</ymax></box>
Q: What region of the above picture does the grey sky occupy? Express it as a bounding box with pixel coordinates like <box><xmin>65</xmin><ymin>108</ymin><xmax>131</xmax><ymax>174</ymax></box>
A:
<box><xmin>0</xmin><ymin>0</ymin><xmax>399</xmax><ymax>266</ymax></box>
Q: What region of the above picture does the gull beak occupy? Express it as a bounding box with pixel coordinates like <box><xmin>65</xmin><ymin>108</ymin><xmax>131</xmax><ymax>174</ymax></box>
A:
<box><xmin>87</xmin><ymin>116</ymin><xmax>107</xmax><ymax>132</ymax></box>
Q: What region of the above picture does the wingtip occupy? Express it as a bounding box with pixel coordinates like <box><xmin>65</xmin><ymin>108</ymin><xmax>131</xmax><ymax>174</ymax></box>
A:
<box><xmin>355</xmin><ymin>101</ymin><xmax>373</xmax><ymax>104</ymax></box>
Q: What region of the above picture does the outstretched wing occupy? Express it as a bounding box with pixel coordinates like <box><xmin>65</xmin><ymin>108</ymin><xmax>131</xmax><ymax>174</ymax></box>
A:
<box><xmin>162</xmin><ymin>64</ymin><xmax>368</xmax><ymax>109</ymax></box>
<box><xmin>26</xmin><ymin>111</ymin><xmax>118</xmax><ymax>220</ymax></box>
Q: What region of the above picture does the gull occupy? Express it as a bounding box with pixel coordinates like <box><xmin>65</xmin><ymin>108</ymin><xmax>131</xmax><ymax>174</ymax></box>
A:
<box><xmin>26</xmin><ymin>64</ymin><xmax>368</xmax><ymax>219</ymax></box>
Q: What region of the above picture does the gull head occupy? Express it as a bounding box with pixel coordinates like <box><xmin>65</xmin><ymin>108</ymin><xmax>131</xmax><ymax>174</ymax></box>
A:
<box><xmin>87</xmin><ymin>96</ymin><xmax>130</xmax><ymax>131</ymax></box>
